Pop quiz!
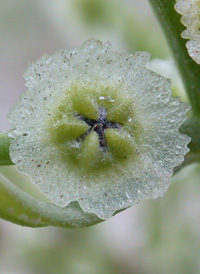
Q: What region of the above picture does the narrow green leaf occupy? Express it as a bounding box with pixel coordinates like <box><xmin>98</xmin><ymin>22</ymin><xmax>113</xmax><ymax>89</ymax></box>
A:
<box><xmin>174</xmin><ymin>117</ymin><xmax>200</xmax><ymax>172</ymax></box>
<box><xmin>0</xmin><ymin>134</ymin><xmax>14</xmax><ymax>166</ymax></box>
<box><xmin>0</xmin><ymin>171</ymin><xmax>102</xmax><ymax>228</ymax></box>
<box><xmin>180</xmin><ymin>117</ymin><xmax>200</xmax><ymax>153</ymax></box>
<box><xmin>148</xmin><ymin>0</ymin><xmax>200</xmax><ymax>117</ymax></box>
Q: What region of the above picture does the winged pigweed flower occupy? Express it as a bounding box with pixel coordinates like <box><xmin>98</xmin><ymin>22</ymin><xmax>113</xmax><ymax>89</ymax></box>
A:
<box><xmin>175</xmin><ymin>0</ymin><xmax>200</xmax><ymax>64</ymax></box>
<box><xmin>8</xmin><ymin>39</ymin><xmax>190</xmax><ymax>219</ymax></box>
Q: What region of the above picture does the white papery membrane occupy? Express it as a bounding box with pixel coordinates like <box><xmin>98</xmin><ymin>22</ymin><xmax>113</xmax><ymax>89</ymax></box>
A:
<box><xmin>8</xmin><ymin>39</ymin><xmax>190</xmax><ymax>219</ymax></box>
<box><xmin>175</xmin><ymin>0</ymin><xmax>200</xmax><ymax>64</ymax></box>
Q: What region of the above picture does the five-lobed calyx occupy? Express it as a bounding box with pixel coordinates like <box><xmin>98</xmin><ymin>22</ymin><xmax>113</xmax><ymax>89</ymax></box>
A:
<box><xmin>48</xmin><ymin>84</ymin><xmax>136</xmax><ymax>172</ymax></box>
<box><xmin>8</xmin><ymin>39</ymin><xmax>190</xmax><ymax>219</ymax></box>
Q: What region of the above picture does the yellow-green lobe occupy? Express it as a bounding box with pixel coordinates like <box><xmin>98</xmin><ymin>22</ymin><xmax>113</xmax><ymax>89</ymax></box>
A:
<box><xmin>71</xmin><ymin>90</ymin><xmax>98</xmax><ymax>120</ymax></box>
<box><xmin>47</xmin><ymin>83</ymin><xmax>136</xmax><ymax>174</ymax></box>
<box><xmin>105</xmin><ymin>129</ymin><xmax>135</xmax><ymax>159</ymax></box>
<box><xmin>79</xmin><ymin>132</ymin><xmax>100</xmax><ymax>168</ymax></box>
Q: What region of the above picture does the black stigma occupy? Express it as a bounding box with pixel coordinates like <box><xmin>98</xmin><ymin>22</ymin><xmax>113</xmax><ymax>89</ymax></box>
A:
<box><xmin>75</xmin><ymin>106</ymin><xmax>121</xmax><ymax>151</ymax></box>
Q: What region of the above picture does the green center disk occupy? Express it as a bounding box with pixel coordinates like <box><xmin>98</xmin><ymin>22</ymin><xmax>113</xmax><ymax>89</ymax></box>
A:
<box><xmin>47</xmin><ymin>84</ymin><xmax>137</xmax><ymax>173</ymax></box>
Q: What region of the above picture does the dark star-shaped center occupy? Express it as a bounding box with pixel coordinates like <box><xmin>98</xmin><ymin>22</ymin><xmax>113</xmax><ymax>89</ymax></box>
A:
<box><xmin>75</xmin><ymin>106</ymin><xmax>121</xmax><ymax>151</ymax></box>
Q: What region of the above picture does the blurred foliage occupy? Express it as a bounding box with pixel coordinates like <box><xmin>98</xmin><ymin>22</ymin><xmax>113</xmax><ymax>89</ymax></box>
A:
<box><xmin>0</xmin><ymin>0</ymin><xmax>200</xmax><ymax>274</ymax></box>
<box><xmin>1</xmin><ymin>164</ymin><xmax>200</xmax><ymax>274</ymax></box>
<box><xmin>70</xmin><ymin>0</ymin><xmax>170</xmax><ymax>57</ymax></box>
<box><xmin>74</xmin><ymin>0</ymin><xmax>116</xmax><ymax>26</ymax></box>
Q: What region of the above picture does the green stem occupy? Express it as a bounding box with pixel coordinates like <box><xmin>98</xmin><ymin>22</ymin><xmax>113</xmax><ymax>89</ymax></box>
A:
<box><xmin>148</xmin><ymin>0</ymin><xmax>200</xmax><ymax>117</ymax></box>
<box><xmin>0</xmin><ymin>134</ymin><xmax>14</xmax><ymax>166</ymax></box>
<box><xmin>0</xmin><ymin>169</ymin><xmax>102</xmax><ymax>228</ymax></box>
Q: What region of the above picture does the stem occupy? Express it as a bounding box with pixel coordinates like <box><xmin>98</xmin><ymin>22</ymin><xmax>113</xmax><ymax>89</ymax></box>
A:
<box><xmin>0</xmin><ymin>170</ymin><xmax>102</xmax><ymax>228</ymax></box>
<box><xmin>0</xmin><ymin>134</ymin><xmax>14</xmax><ymax>166</ymax></box>
<box><xmin>148</xmin><ymin>0</ymin><xmax>200</xmax><ymax>117</ymax></box>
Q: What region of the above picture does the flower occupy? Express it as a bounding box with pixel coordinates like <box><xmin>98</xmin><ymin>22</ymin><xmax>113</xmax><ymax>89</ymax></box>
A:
<box><xmin>175</xmin><ymin>0</ymin><xmax>200</xmax><ymax>64</ymax></box>
<box><xmin>8</xmin><ymin>39</ymin><xmax>190</xmax><ymax>219</ymax></box>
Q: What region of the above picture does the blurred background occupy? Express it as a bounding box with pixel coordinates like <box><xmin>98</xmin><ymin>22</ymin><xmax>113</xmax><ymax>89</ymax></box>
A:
<box><xmin>0</xmin><ymin>1</ymin><xmax>200</xmax><ymax>273</ymax></box>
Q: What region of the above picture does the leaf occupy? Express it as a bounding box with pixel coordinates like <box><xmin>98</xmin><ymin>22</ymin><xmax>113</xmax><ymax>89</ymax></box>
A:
<box><xmin>149</xmin><ymin>0</ymin><xmax>200</xmax><ymax>118</ymax></box>
<box><xmin>0</xmin><ymin>169</ymin><xmax>102</xmax><ymax>228</ymax></box>
<box><xmin>0</xmin><ymin>134</ymin><xmax>13</xmax><ymax>166</ymax></box>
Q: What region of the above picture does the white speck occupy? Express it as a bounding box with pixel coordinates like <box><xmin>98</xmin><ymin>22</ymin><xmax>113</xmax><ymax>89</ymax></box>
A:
<box><xmin>99</xmin><ymin>96</ymin><xmax>115</xmax><ymax>102</ymax></box>
<box><xmin>71</xmin><ymin>141</ymin><xmax>80</xmax><ymax>148</ymax></box>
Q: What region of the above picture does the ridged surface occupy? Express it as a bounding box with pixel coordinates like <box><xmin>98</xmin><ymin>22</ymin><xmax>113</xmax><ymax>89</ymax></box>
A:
<box><xmin>175</xmin><ymin>0</ymin><xmax>200</xmax><ymax>64</ymax></box>
<box><xmin>9</xmin><ymin>39</ymin><xmax>190</xmax><ymax>219</ymax></box>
